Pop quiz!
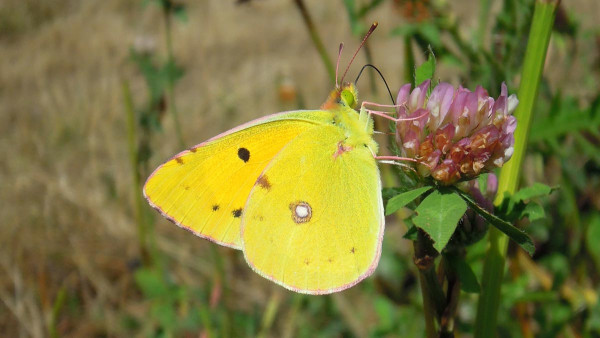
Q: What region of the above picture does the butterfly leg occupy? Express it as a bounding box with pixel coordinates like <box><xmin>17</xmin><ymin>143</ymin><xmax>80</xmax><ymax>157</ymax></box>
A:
<box><xmin>377</xmin><ymin>159</ymin><xmax>418</xmax><ymax>173</ymax></box>
<box><xmin>360</xmin><ymin>101</ymin><xmax>429</xmax><ymax>123</ymax></box>
<box><xmin>360</xmin><ymin>101</ymin><xmax>422</xmax><ymax>170</ymax></box>
<box><xmin>364</xmin><ymin>143</ymin><xmax>417</xmax><ymax>164</ymax></box>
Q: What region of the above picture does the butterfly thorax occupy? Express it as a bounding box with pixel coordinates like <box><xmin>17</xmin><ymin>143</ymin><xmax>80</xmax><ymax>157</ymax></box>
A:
<box><xmin>323</xmin><ymin>83</ymin><xmax>378</xmax><ymax>155</ymax></box>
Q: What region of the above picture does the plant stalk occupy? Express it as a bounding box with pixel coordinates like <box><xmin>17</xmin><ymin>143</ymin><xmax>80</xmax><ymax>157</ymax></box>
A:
<box><xmin>163</xmin><ymin>8</ymin><xmax>185</xmax><ymax>148</ymax></box>
<box><xmin>414</xmin><ymin>229</ymin><xmax>444</xmax><ymax>338</ymax></box>
<box><xmin>123</xmin><ymin>80</ymin><xmax>151</xmax><ymax>264</ymax></box>
<box><xmin>293</xmin><ymin>0</ymin><xmax>336</xmax><ymax>84</ymax></box>
<box><xmin>477</xmin><ymin>0</ymin><xmax>492</xmax><ymax>49</ymax></box>
<box><xmin>474</xmin><ymin>1</ymin><xmax>558</xmax><ymax>336</ymax></box>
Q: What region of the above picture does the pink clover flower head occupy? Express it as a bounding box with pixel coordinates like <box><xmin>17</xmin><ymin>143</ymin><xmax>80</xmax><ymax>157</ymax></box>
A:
<box><xmin>395</xmin><ymin>81</ymin><xmax>518</xmax><ymax>185</ymax></box>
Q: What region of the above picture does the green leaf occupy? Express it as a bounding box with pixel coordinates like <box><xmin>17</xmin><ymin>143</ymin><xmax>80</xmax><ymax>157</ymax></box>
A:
<box><xmin>413</xmin><ymin>190</ymin><xmax>467</xmax><ymax>253</ymax></box>
<box><xmin>414</xmin><ymin>48</ymin><xmax>435</xmax><ymax>88</ymax></box>
<box><xmin>512</xmin><ymin>183</ymin><xmax>553</xmax><ymax>202</ymax></box>
<box><xmin>385</xmin><ymin>186</ymin><xmax>432</xmax><ymax>215</ymax></box>
<box><xmin>382</xmin><ymin>187</ymin><xmax>411</xmax><ymax>201</ymax></box>
<box><xmin>529</xmin><ymin>95</ymin><xmax>600</xmax><ymax>143</ymax></box>
<box><xmin>521</xmin><ymin>202</ymin><xmax>545</xmax><ymax>221</ymax></box>
<box><xmin>417</xmin><ymin>23</ymin><xmax>442</xmax><ymax>48</ymax></box>
<box><xmin>134</xmin><ymin>268</ymin><xmax>169</xmax><ymax>299</ymax></box>
<box><xmin>357</xmin><ymin>0</ymin><xmax>385</xmax><ymax>18</ymax></box>
<box><xmin>446</xmin><ymin>254</ymin><xmax>481</xmax><ymax>293</ymax></box>
<box><xmin>390</xmin><ymin>24</ymin><xmax>418</xmax><ymax>38</ymax></box>
<box><xmin>374</xmin><ymin>296</ymin><xmax>397</xmax><ymax>329</ymax></box>
<box><xmin>173</xmin><ymin>4</ymin><xmax>188</xmax><ymax>22</ymax></box>
<box><xmin>454</xmin><ymin>188</ymin><xmax>535</xmax><ymax>255</ymax></box>
<box><xmin>342</xmin><ymin>0</ymin><xmax>366</xmax><ymax>36</ymax></box>
<box><xmin>477</xmin><ymin>173</ymin><xmax>489</xmax><ymax>196</ymax></box>
<box><xmin>403</xmin><ymin>225</ymin><xmax>419</xmax><ymax>240</ymax></box>
<box><xmin>151</xmin><ymin>301</ymin><xmax>177</xmax><ymax>331</ymax></box>
<box><xmin>586</xmin><ymin>214</ymin><xmax>600</xmax><ymax>268</ymax></box>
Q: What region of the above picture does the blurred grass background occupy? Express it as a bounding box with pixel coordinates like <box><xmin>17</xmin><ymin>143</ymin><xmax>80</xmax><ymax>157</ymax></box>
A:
<box><xmin>1</xmin><ymin>0</ymin><xmax>599</xmax><ymax>337</ymax></box>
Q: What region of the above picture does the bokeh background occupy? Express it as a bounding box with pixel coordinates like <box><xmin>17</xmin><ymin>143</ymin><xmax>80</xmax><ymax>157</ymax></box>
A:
<box><xmin>1</xmin><ymin>0</ymin><xmax>599</xmax><ymax>336</ymax></box>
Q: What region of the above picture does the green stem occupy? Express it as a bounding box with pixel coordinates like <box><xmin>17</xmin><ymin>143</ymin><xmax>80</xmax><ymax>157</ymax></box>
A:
<box><xmin>163</xmin><ymin>9</ymin><xmax>185</xmax><ymax>148</ymax></box>
<box><xmin>477</xmin><ymin>0</ymin><xmax>492</xmax><ymax>49</ymax></box>
<box><xmin>293</xmin><ymin>0</ymin><xmax>336</xmax><ymax>84</ymax></box>
<box><xmin>123</xmin><ymin>80</ymin><xmax>151</xmax><ymax>264</ymax></box>
<box><xmin>414</xmin><ymin>229</ymin><xmax>444</xmax><ymax>338</ymax></box>
<box><xmin>257</xmin><ymin>291</ymin><xmax>282</xmax><ymax>338</ymax></box>
<box><xmin>210</xmin><ymin>246</ymin><xmax>231</xmax><ymax>338</ymax></box>
<box><xmin>474</xmin><ymin>1</ymin><xmax>558</xmax><ymax>336</ymax></box>
<box><xmin>49</xmin><ymin>287</ymin><xmax>66</xmax><ymax>338</ymax></box>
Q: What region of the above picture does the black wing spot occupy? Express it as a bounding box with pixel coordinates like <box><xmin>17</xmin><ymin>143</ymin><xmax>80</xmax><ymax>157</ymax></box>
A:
<box><xmin>189</xmin><ymin>147</ymin><xmax>197</xmax><ymax>153</ymax></box>
<box><xmin>350</xmin><ymin>247</ymin><xmax>356</xmax><ymax>254</ymax></box>
<box><xmin>238</xmin><ymin>148</ymin><xmax>250</xmax><ymax>162</ymax></box>
<box><xmin>175</xmin><ymin>157</ymin><xmax>184</xmax><ymax>165</ymax></box>
<box><xmin>232</xmin><ymin>208</ymin><xmax>243</xmax><ymax>218</ymax></box>
<box><xmin>212</xmin><ymin>205</ymin><xmax>220</xmax><ymax>211</ymax></box>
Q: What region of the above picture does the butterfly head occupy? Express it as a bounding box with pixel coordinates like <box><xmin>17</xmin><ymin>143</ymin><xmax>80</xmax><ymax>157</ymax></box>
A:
<box><xmin>321</xmin><ymin>83</ymin><xmax>358</xmax><ymax>111</ymax></box>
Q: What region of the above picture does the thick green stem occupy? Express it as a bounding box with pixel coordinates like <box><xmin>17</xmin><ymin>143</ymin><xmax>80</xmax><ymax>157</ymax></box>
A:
<box><xmin>293</xmin><ymin>0</ymin><xmax>336</xmax><ymax>84</ymax></box>
<box><xmin>474</xmin><ymin>1</ymin><xmax>558</xmax><ymax>336</ymax></box>
<box><xmin>414</xmin><ymin>229</ymin><xmax>444</xmax><ymax>338</ymax></box>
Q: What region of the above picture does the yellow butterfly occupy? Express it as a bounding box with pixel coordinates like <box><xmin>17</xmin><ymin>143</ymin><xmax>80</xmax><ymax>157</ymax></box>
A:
<box><xmin>144</xmin><ymin>24</ymin><xmax>404</xmax><ymax>294</ymax></box>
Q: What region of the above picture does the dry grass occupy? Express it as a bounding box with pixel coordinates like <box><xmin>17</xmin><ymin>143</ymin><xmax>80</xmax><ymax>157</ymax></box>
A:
<box><xmin>1</xmin><ymin>0</ymin><xmax>598</xmax><ymax>336</ymax></box>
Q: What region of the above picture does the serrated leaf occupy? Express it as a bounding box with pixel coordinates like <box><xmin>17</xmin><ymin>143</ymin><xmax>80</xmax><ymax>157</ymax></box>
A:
<box><xmin>454</xmin><ymin>188</ymin><xmax>535</xmax><ymax>255</ymax></box>
<box><xmin>512</xmin><ymin>183</ymin><xmax>552</xmax><ymax>202</ymax></box>
<box><xmin>385</xmin><ymin>186</ymin><xmax>432</xmax><ymax>215</ymax></box>
<box><xmin>413</xmin><ymin>190</ymin><xmax>467</xmax><ymax>253</ymax></box>
<box><xmin>414</xmin><ymin>49</ymin><xmax>435</xmax><ymax>88</ymax></box>
<box><xmin>446</xmin><ymin>254</ymin><xmax>480</xmax><ymax>293</ymax></box>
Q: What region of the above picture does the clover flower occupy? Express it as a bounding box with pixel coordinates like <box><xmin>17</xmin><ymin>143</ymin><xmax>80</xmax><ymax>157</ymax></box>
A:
<box><xmin>395</xmin><ymin>80</ymin><xmax>518</xmax><ymax>184</ymax></box>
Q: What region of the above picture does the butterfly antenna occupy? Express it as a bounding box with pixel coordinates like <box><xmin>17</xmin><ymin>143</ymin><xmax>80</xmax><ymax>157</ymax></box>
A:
<box><xmin>355</xmin><ymin>64</ymin><xmax>396</xmax><ymax>105</ymax></box>
<box><xmin>335</xmin><ymin>43</ymin><xmax>344</xmax><ymax>88</ymax></box>
<box><xmin>339</xmin><ymin>22</ymin><xmax>378</xmax><ymax>85</ymax></box>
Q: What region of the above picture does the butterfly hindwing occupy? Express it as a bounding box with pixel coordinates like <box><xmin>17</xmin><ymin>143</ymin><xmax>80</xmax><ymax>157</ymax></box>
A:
<box><xmin>143</xmin><ymin>110</ymin><xmax>333</xmax><ymax>249</ymax></box>
<box><xmin>241</xmin><ymin>124</ymin><xmax>384</xmax><ymax>294</ymax></box>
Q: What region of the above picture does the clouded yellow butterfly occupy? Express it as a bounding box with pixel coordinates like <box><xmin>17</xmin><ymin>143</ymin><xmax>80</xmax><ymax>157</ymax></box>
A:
<box><xmin>144</xmin><ymin>24</ymin><xmax>388</xmax><ymax>294</ymax></box>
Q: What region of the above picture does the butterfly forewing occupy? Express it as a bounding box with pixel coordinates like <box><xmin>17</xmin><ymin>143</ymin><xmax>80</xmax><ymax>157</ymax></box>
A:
<box><xmin>241</xmin><ymin>125</ymin><xmax>384</xmax><ymax>294</ymax></box>
<box><xmin>143</xmin><ymin>111</ymin><xmax>333</xmax><ymax>249</ymax></box>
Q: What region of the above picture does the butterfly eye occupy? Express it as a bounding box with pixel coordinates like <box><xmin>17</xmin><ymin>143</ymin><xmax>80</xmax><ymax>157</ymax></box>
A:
<box><xmin>340</xmin><ymin>89</ymin><xmax>356</xmax><ymax>108</ymax></box>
